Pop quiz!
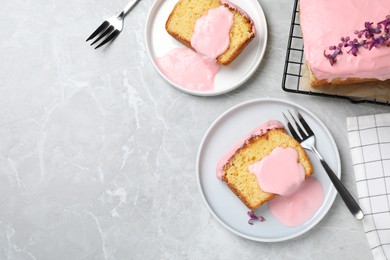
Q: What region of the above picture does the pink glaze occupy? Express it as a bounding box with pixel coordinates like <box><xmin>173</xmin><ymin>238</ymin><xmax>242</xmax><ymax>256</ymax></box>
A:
<box><xmin>300</xmin><ymin>0</ymin><xmax>390</xmax><ymax>82</ymax></box>
<box><xmin>248</xmin><ymin>147</ymin><xmax>305</xmax><ymax>196</ymax></box>
<box><xmin>158</xmin><ymin>5</ymin><xmax>236</xmax><ymax>91</ymax></box>
<box><xmin>216</xmin><ymin>120</ymin><xmax>285</xmax><ymax>179</ymax></box>
<box><xmin>156</xmin><ymin>48</ymin><xmax>219</xmax><ymax>91</ymax></box>
<box><xmin>191</xmin><ymin>6</ymin><xmax>234</xmax><ymax>59</ymax></box>
<box><xmin>268</xmin><ymin>177</ymin><xmax>324</xmax><ymax>227</ymax></box>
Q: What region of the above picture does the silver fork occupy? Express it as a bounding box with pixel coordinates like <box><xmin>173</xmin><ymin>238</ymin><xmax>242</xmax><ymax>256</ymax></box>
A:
<box><xmin>86</xmin><ymin>0</ymin><xmax>141</xmax><ymax>49</ymax></box>
<box><xmin>283</xmin><ymin>109</ymin><xmax>364</xmax><ymax>220</ymax></box>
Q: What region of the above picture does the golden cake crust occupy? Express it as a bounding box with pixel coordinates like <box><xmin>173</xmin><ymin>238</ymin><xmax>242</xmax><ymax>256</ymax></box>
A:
<box><xmin>307</xmin><ymin>65</ymin><xmax>378</xmax><ymax>88</ymax></box>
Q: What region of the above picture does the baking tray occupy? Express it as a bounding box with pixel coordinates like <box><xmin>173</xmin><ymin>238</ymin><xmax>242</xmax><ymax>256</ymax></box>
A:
<box><xmin>281</xmin><ymin>0</ymin><xmax>390</xmax><ymax>106</ymax></box>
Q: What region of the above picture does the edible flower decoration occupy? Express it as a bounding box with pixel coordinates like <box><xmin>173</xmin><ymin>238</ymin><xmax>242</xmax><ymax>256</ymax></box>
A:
<box><xmin>324</xmin><ymin>15</ymin><xmax>390</xmax><ymax>66</ymax></box>
<box><xmin>247</xmin><ymin>211</ymin><xmax>265</xmax><ymax>225</ymax></box>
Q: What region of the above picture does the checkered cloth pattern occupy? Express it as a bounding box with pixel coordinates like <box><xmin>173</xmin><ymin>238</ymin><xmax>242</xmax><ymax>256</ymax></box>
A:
<box><xmin>347</xmin><ymin>113</ymin><xmax>390</xmax><ymax>260</ymax></box>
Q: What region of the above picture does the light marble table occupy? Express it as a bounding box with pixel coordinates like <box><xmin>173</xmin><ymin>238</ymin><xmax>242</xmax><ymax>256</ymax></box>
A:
<box><xmin>1</xmin><ymin>0</ymin><xmax>389</xmax><ymax>259</ymax></box>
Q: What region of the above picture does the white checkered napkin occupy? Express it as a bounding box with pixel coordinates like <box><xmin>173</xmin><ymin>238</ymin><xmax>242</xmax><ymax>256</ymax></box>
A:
<box><xmin>347</xmin><ymin>113</ymin><xmax>390</xmax><ymax>260</ymax></box>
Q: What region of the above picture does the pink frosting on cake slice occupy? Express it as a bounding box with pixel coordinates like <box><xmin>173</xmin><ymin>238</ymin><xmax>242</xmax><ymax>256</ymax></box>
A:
<box><xmin>216</xmin><ymin>120</ymin><xmax>285</xmax><ymax>180</ymax></box>
<box><xmin>299</xmin><ymin>0</ymin><xmax>390</xmax><ymax>82</ymax></box>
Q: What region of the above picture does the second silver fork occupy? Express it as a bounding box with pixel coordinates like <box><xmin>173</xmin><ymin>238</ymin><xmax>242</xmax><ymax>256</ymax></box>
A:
<box><xmin>86</xmin><ymin>0</ymin><xmax>141</xmax><ymax>49</ymax></box>
<box><xmin>283</xmin><ymin>109</ymin><xmax>364</xmax><ymax>220</ymax></box>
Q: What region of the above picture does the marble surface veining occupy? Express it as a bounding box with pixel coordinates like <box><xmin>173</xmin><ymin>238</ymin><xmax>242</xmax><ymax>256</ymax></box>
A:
<box><xmin>0</xmin><ymin>0</ymin><xmax>389</xmax><ymax>259</ymax></box>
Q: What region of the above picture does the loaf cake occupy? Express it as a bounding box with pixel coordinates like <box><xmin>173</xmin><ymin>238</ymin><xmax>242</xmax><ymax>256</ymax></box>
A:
<box><xmin>165</xmin><ymin>0</ymin><xmax>255</xmax><ymax>65</ymax></box>
<box><xmin>299</xmin><ymin>0</ymin><xmax>390</xmax><ymax>88</ymax></box>
<box><xmin>217</xmin><ymin>121</ymin><xmax>313</xmax><ymax>210</ymax></box>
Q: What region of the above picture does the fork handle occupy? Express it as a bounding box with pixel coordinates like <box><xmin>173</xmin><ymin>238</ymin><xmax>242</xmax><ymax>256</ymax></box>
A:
<box><xmin>122</xmin><ymin>0</ymin><xmax>141</xmax><ymax>17</ymax></box>
<box><xmin>311</xmin><ymin>147</ymin><xmax>364</xmax><ymax>220</ymax></box>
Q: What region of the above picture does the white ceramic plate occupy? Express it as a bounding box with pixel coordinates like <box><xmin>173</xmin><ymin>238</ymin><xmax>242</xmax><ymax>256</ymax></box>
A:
<box><xmin>145</xmin><ymin>0</ymin><xmax>268</xmax><ymax>96</ymax></box>
<box><xmin>196</xmin><ymin>98</ymin><xmax>341</xmax><ymax>242</ymax></box>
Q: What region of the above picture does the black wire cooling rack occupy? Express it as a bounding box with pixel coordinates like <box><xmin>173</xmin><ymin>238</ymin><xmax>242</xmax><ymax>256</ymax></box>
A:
<box><xmin>281</xmin><ymin>0</ymin><xmax>390</xmax><ymax>106</ymax></box>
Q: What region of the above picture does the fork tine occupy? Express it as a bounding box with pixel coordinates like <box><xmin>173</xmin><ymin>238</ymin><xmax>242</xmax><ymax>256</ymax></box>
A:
<box><xmin>86</xmin><ymin>21</ymin><xmax>109</xmax><ymax>42</ymax></box>
<box><xmin>90</xmin><ymin>25</ymin><xmax>114</xmax><ymax>46</ymax></box>
<box><xmin>282</xmin><ymin>112</ymin><xmax>301</xmax><ymax>140</ymax></box>
<box><xmin>295</xmin><ymin>110</ymin><xmax>314</xmax><ymax>136</ymax></box>
<box><xmin>94</xmin><ymin>30</ymin><xmax>120</xmax><ymax>49</ymax></box>
<box><xmin>288</xmin><ymin>109</ymin><xmax>307</xmax><ymax>138</ymax></box>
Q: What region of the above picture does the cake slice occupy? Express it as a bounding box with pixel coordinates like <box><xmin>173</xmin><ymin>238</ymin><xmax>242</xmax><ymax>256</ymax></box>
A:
<box><xmin>165</xmin><ymin>0</ymin><xmax>255</xmax><ymax>65</ymax></box>
<box><xmin>217</xmin><ymin>121</ymin><xmax>313</xmax><ymax>210</ymax></box>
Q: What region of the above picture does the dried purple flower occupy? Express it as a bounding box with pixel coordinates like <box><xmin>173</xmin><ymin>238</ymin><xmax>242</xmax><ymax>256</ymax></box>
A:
<box><xmin>363</xmin><ymin>22</ymin><xmax>381</xmax><ymax>38</ymax></box>
<box><xmin>323</xmin><ymin>46</ymin><xmax>342</xmax><ymax>66</ymax></box>
<box><xmin>345</xmin><ymin>39</ymin><xmax>365</xmax><ymax>56</ymax></box>
<box><xmin>247</xmin><ymin>211</ymin><xmax>265</xmax><ymax>225</ymax></box>
<box><xmin>368</xmin><ymin>37</ymin><xmax>381</xmax><ymax>50</ymax></box>
<box><xmin>378</xmin><ymin>15</ymin><xmax>390</xmax><ymax>29</ymax></box>
<box><xmin>324</xmin><ymin>15</ymin><xmax>390</xmax><ymax>65</ymax></box>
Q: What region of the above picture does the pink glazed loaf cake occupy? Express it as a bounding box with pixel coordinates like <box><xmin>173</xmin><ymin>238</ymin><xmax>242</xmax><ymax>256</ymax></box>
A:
<box><xmin>216</xmin><ymin>120</ymin><xmax>313</xmax><ymax>210</ymax></box>
<box><xmin>165</xmin><ymin>0</ymin><xmax>255</xmax><ymax>65</ymax></box>
<box><xmin>299</xmin><ymin>0</ymin><xmax>390</xmax><ymax>88</ymax></box>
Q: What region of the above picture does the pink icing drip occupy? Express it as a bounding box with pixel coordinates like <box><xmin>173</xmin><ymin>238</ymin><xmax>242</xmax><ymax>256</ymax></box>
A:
<box><xmin>157</xmin><ymin>6</ymin><xmax>235</xmax><ymax>91</ymax></box>
<box><xmin>156</xmin><ymin>48</ymin><xmax>219</xmax><ymax>91</ymax></box>
<box><xmin>216</xmin><ymin>120</ymin><xmax>285</xmax><ymax>179</ymax></box>
<box><xmin>268</xmin><ymin>177</ymin><xmax>324</xmax><ymax>227</ymax></box>
<box><xmin>191</xmin><ymin>6</ymin><xmax>234</xmax><ymax>59</ymax></box>
<box><xmin>248</xmin><ymin>147</ymin><xmax>305</xmax><ymax>196</ymax></box>
<box><xmin>300</xmin><ymin>0</ymin><xmax>390</xmax><ymax>81</ymax></box>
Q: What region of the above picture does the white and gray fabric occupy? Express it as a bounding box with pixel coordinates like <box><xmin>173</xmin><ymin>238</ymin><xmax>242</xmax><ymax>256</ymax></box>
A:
<box><xmin>347</xmin><ymin>113</ymin><xmax>390</xmax><ymax>260</ymax></box>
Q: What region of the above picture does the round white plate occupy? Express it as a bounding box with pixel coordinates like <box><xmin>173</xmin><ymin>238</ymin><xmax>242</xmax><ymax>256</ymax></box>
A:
<box><xmin>196</xmin><ymin>98</ymin><xmax>341</xmax><ymax>242</ymax></box>
<box><xmin>145</xmin><ymin>0</ymin><xmax>268</xmax><ymax>96</ymax></box>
